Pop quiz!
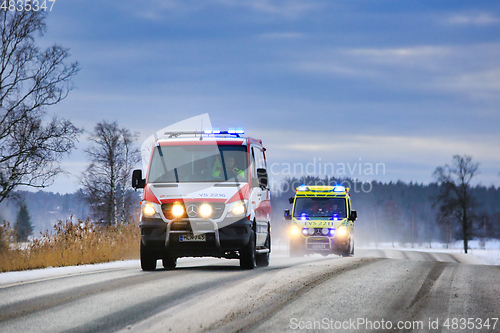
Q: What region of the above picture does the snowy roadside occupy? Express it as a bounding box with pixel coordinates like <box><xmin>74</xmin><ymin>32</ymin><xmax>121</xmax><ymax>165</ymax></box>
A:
<box><xmin>0</xmin><ymin>260</ymin><xmax>140</xmax><ymax>287</ymax></box>
<box><xmin>359</xmin><ymin>239</ymin><xmax>500</xmax><ymax>266</ymax></box>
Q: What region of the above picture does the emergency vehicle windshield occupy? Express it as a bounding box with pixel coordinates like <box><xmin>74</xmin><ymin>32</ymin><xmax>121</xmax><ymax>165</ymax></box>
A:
<box><xmin>293</xmin><ymin>198</ymin><xmax>347</xmax><ymax>219</ymax></box>
<box><xmin>147</xmin><ymin>145</ymin><xmax>248</xmax><ymax>183</ymax></box>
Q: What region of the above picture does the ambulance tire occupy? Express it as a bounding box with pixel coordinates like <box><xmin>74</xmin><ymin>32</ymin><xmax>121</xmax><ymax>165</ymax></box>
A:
<box><xmin>240</xmin><ymin>230</ymin><xmax>257</xmax><ymax>269</ymax></box>
<box><xmin>256</xmin><ymin>233</ymin><xmax>270</xmax><ymax>267</ymax></box>
<box><xmin>140</xmin><ymin>242</ymin><xmax>157</xmax><ymax>271</ymax></box>
<box><xmin>350</xmin><ymin>240</ymin><xmax>355</xmax><ymax>256</ymax></box>
<box><xmin>162</xmin><ymin>255</ymin><xmax>177</xmax><ymax>270</ymax></box>
<box><xmin>341</xmin><ymin>240</ymin><xmax>352</xmax><ymax>257</ymax></box>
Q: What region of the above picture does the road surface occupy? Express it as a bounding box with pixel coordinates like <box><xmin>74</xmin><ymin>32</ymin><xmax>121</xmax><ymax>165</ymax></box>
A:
<box><xmin>0</xmin><ymin>248</ymin><xmax>498</xmax><ymax>332</ymax></box>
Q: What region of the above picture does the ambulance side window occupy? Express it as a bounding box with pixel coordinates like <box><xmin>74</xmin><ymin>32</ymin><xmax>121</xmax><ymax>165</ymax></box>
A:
<box><xmin>253</xmin><ymin>147</ymin><xmax>266</xmax><ymax>170</ymax></box>
<box><xmin>251</xmin><ymin>146</ymin><xmax>266</xmax><ymax>179</ymax></box>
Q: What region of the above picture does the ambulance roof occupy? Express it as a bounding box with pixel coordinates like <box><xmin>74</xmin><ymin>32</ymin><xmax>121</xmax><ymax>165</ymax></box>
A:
<box><xmin>295</xmin><ymin>185</ymin><xmax>349</xmax><ymax>198</ymax></box>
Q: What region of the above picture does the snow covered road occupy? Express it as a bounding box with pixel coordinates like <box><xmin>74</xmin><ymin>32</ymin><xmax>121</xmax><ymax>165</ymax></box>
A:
<box><xmin>0</xmin><ymin>249</ymin><xmax>498</xmax><ymax>332</ymax></box>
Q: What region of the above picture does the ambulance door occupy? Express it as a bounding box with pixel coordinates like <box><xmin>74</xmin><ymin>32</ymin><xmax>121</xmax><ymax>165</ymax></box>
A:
<box><xmin>250</xmin><ymin>145</ymin><xmax>269</xmax><ymax>246</ymax></box>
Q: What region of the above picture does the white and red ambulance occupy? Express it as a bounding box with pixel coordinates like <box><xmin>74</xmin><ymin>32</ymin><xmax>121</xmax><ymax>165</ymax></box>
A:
<box><xmin>132</xmin><ymin>129</ymin><xmax>271</xmax><ymax>270</ymax></box>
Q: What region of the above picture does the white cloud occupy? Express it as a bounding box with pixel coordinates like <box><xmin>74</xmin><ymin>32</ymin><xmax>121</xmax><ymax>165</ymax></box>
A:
<box><xmin>118</xmin><ymin>0</ymin><xmax>319</xmax><ymax>21</ymax></box>
<box><xmin>436</xmin><ymin>69</ymin><xmax>500</xmax><ymax>99</ymax></box>
<box><xmin>344</xmin><ymin>46</ymin><xmax>451</xmax><ymax>60</ymax></box>
<box><xmin>445</xmin><ymin>12</ymin><xmax>500</xmax><ymax>26</ymax></box>
<box><xmin>215</xmin><ymin>0</ymin><xmax>319</xmax><ymax>18</ymax></box>
<box><xmin>258</xmin><ymin>32</ymin><xmax>308</xmax><ymax>40</ymax></box>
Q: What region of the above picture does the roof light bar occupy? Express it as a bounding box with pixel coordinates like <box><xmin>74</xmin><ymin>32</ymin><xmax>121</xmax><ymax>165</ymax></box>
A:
<box><xmin>164</xmin><ymin>129</ymin><xmax>245</xmax><ymax>137</ymax></box>
<box><xmin>203</xmin><ymin>128</ymin><xmax>245</xmax><ymax>135</ymax></box>
<box><xmin>333</xmin><ymin>186</ymin><xmax>346</xmax><ymax>192</ymax></box>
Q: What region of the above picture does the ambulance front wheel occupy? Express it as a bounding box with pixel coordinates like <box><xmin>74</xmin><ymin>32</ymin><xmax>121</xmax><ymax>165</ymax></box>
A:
<box><xmin>240</xmin><ymin>230</ymin><xmax>257</xmax><ymax>269</ymax></box>
<box><xmin>140</xmin><ymin>242</ymin><xmax>157</xmax><ymax>271</ymax></box>
<box><xmin>341</xmin><ymin>239</ymin><xmax>353</xmax><ymax>257</ymax></box>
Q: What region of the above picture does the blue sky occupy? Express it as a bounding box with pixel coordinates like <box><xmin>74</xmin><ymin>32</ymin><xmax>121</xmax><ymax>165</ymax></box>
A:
<box><xmin>38</xmin><ymin>0</ymin><xmax>500</xmax><ymax>193</ymax></box>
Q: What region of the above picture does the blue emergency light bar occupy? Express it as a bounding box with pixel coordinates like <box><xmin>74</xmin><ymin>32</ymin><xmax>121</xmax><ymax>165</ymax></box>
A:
<box><xmin>296</xmin><ymin>185</ymin><xmax>346</xmax><ymax>192</ymax></box>
<box><xmin>203</xmin><ymin>128</ymin><xmax>244</xmax><ymax>135</ymax></box>
<box><xmin>165</xmin><ymin>129</ymin><xmax>244</xmax><ymax>138</ymax></box>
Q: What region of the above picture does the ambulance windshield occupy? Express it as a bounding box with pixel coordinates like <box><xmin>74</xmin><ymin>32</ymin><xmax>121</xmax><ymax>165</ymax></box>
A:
<box><xmin>148</xmin><ymin>145</ymin><xmax>248</xmax><ymax>183</ymax></box>
<box><xmin>293</xmin><ymin>198</ymin><xmax>347</xmax><ymax>219</ymax></box>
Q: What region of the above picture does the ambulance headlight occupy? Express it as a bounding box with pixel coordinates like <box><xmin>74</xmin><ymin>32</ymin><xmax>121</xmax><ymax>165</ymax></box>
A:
<box><xmin>291</xmin><ymin>226</ymin><xmax>300</xmax><ymax>235</ymax></box>
<box><xmin>302</xmin><ymin>228</ymin><xmax>308</xmax><ymax>235</ymax></box>
<box><xmin>227</xmin><ymin>200</ymin><xmax>247</xmax><ymax>217</ymax></box>
<box><xmin>142</xmin><ymin>201</ymin><xmax>160</xmax><ymax>218</ymax></box>
<box><xmin>308</xmin><ymin>228</ymin><xmax>315</xmax><ymax>235</ymax></box>
<box><xmin>171</xmin><ymin>203</ymin><xmax>185</xmax><ymax>218</ymax></box>
<box><xmin>321</xmin><ymin>228</ymin><xmax>329</xmax><ymax>235</ymax></box>
<box><xmin>198</xmin><ymin>203</ymin><xmax>213</xmax><ymax>218</ymax></box>
<box><xmin>338</xmin><ymin>226</ymin><xmax>347</xmax><ymax>236</ymax></box>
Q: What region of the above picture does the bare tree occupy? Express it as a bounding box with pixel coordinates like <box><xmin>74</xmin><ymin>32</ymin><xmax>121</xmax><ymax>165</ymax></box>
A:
<box><xmin>0</xmin><ymin>10</ymin><xmax>81</xmax><ymax>203</ymax></box>
<box><xmin>81</xmin><ymin>121</ymin><xmax>140</xmax><ymax>225</ymax></box>
<box><xmin>433</xmin><ymin>155</ymin><xmax>479</xmax><ymax>253</ymax></box>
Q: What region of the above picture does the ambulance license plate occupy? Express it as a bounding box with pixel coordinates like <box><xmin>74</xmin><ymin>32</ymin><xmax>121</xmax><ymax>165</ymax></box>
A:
<box><xmin>180</xmin><ymin>234</ymin><xmax>206</xmax><ymax>242</ymax></box>
<box><xmin>311</xmin><ymin>244</ymin><xmax>326</xmax><ymax>250</ymax></box>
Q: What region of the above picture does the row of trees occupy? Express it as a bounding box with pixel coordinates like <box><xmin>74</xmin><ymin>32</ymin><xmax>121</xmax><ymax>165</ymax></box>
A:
<box><xmin>0</xmin><ymin>10</ymin><xmax>141</xmax><ymax>233</ymax></box>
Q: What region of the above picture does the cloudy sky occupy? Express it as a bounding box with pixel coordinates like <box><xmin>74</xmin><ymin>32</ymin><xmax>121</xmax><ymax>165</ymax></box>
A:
<box><xmin>37</xmin><ymin>0</ymin><xmax>500</xmax><ymax>193</ymax></box>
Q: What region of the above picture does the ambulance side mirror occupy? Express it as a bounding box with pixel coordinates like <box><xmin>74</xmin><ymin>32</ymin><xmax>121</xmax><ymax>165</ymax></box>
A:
<box><xmin>257</xmin><ymin>168</ymin><xmax>268</xmax><ymax>188</ymax></box>
<box><xmin>284</xmin><ymin>209</ymin><xmax>292</xmax><ymax>220</ymax></box>
<box><xmin>288</xmin><ymin>197</ymin><xmax>294</xmax><ymax>204</ymax></box>
<box><xmin>132</xmin><ymin>169</ymin><xmax>145</xmax><ymax>189</ymax></box>
<box><xmin>349</xmin><ymin>210</ymin><xmax>357</xmax><ymax>221</ymax></box>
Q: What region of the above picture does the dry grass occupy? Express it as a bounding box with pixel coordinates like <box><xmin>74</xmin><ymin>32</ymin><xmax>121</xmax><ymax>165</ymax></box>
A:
<box><xmin>0</xmin><ymin>219</ymin><xmax>140</xmax><ymax>273</ymax></box>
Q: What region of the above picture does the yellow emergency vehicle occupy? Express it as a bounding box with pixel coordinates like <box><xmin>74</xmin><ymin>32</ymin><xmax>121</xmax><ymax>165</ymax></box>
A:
<box><xmin>284</xmin><ymin>185</ymin><xmax>357</xmax><ymax>257</ymax></box>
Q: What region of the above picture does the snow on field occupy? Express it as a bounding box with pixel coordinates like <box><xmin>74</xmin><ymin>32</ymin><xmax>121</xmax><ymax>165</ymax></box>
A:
<box><xmin>0</xmin><ymin>260</ymin><xmax>140</xmax><ymax>287</ymax></box>
<box><xmin>360</xmin><ymin>239</ymin><xmax>500</xmax><ymax>266</ymax></box>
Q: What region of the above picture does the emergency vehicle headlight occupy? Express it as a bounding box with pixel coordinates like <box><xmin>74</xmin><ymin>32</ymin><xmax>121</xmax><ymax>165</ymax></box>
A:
<box><xmin>321</xmin><ymin>228</ymin><xmax>329</xmax><ymax>235</ymax></box>
<box><xmin>232</xmin><ymin>203</ymin><xmax>245</xmax><ymax>215</ymax></box>
<box><xmin>291</xmin><ymin>226</ymin><xmax>300</xmax><ymax>235</ymax></box>
<box><xmin>171</xmin><ymin>204</ymin><xmax>185</xmax><ymax>218</ymax></box>
<box><xmin>198</xmin><ymin>204</ymin><xmax>213</xmax><ymax>218</ymax></box>
<box><xmin>308</xmin><ymin>228</ymin><xmax>315</xmax><ymax>236</ymax></box>
<box><xmin>338</xmin><ymin>226</ymin><xmax>347</xmax><ymax>236</ymax></box>
<box><xmin>329</xmin><ymin>228</ymin><xmax>335</xmax><ymax>236</ymax></box>
<box><xmin>142</xmin><ymin>201</ymin><xmax>157</xmax><ymax>217</ymax></box>
<box><xmin>227</xmin><ymin>200</ymin><xmax>247</xmax><ymax>217</ymax></box>
<box><xmin>302</xmin><ymin>228</ymin><xmax>308</xmax><ymax>235</ymax></box>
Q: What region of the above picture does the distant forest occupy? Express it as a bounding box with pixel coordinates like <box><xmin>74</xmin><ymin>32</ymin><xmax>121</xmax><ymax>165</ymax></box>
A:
<box><xmin>0</xmin><ymin>190</ymin><xmax>140</xmax><ymax>234</ymax></box>
<box><xmin>1</xmin><ymin>178</ymin><xmax>499</xmax><ymax>245</ymax></box>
